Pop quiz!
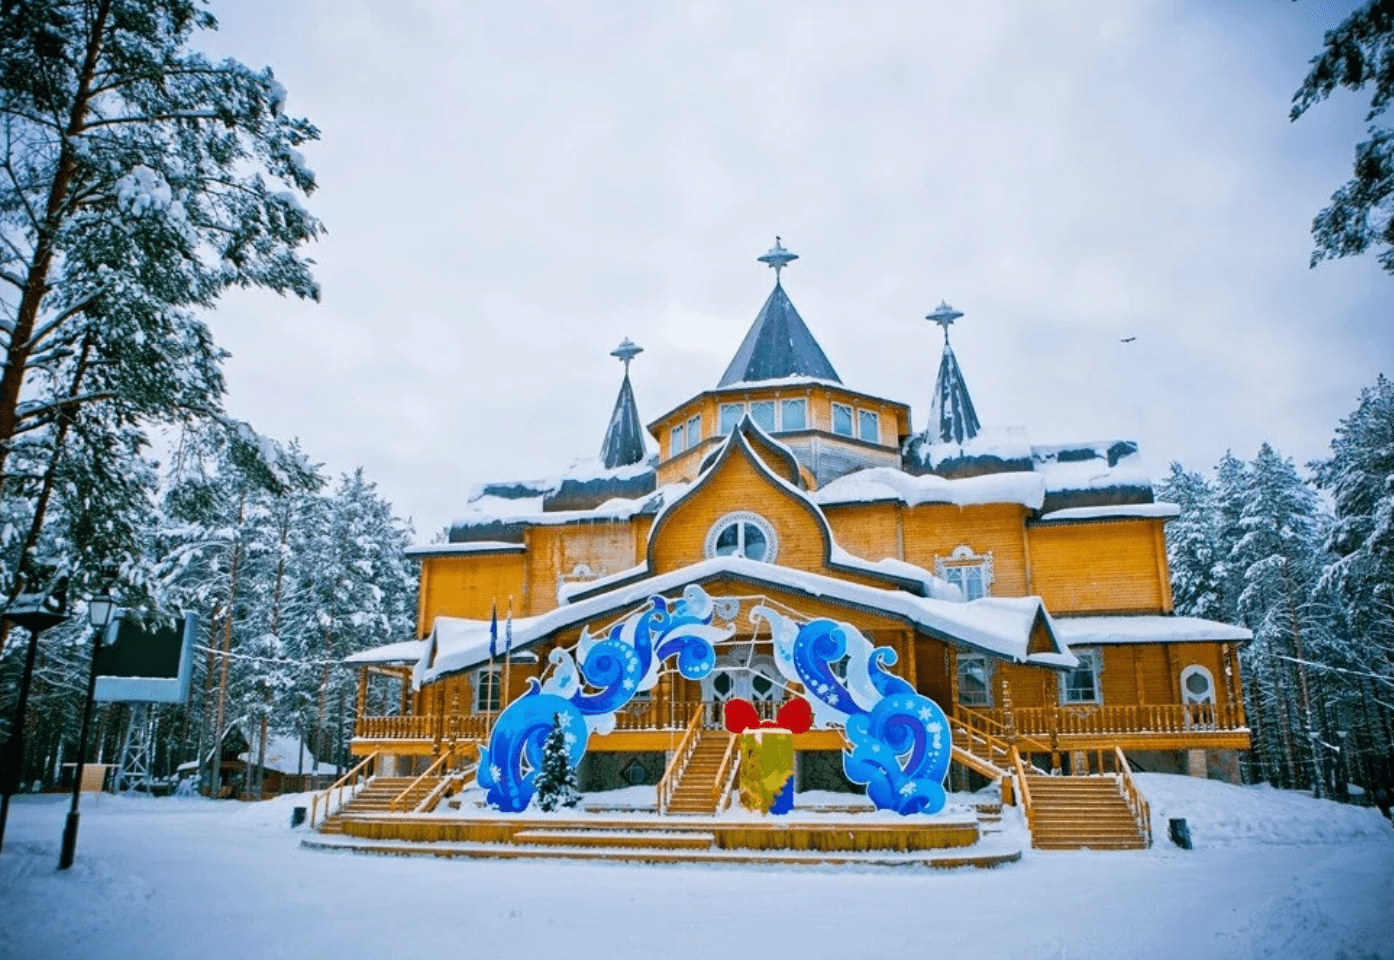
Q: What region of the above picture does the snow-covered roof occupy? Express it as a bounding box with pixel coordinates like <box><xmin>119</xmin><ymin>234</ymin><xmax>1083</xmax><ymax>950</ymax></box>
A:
<box><xmin>1037</xmin><ymin>503</ymin><xmax>1180</xmax><ymax>523</ymax></box>
<box><xmin>1031</xmin><ymin>440</ymin><xmax>1152</xmax><ymax>493</ymax></box>
<box><xmin>816</xmin><ymin>466</ymin><xmax>1045</xmax><ymax>510</ymax></box>
<box><xmin>417</xmin><ymin>554</ymin><xmax>1074</xmax><ymax>686</ymax></box>
<box><xmin>1053</xmin><ymin>615</ymin><xmax>1251</xmax><ymax>645</ymax></box>
<box><xmin>449</xmin><ymin>482</ymin><xmax>682</xmax><ymax>529</ymax></box>
<box><xmin>599</xmin><ymin>372</ymin><xmax>647</xmax><ymax>469</ymax></box>
<box><xmin>238</xmin><ymin>734</ymin><xmax>336</xmax><ymax>776</ymax></box>
<box><xmin>404</xmin><ymin>541</ymin><xmax>527</xmax><ymax>558</ymax></box>
<box><xmin>344</xmin><ymin>639</ymin><xmax>429</xmax><ymax>665</ymax></box>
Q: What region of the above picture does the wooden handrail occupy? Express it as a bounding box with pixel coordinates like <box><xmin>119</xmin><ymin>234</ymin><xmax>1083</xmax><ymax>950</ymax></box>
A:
<box><xmin>710</xmin><ymin>733</ymin><xmax>739</xmax><ymax>811</ymax></box>
<box><xmin>309</xmin><ymin>751</ymin><xmax>377</xmax><ymax>828</ymax></box>
<box><xmin>1010</xmin><ymin>744</ymin><xmax>1033</xmax><ymax>836</ymax></box>
<box><xmin>417</xmin><ymin>762</ymin><xmax>476</xmax><ymax>814</ymax></box>
<box><xmin>656</xmin><ymin>708</ymin><xmax>704</xmax><ymax>814</ymax></box>
<box><xmin>954</xmin><ymin>706</ymin><xmax>1052</xmax><ymax>756</ymax></box>
<box><xmin>390</xmin><ymin>749</ymin><xmax>452</xmax><ymax>813</ymax></box>
<box><xmin>1113</xmin><ymin>746</ymin><xmax>1152</xmax><ymax>847</ymax></box>
<box><xmin>969</xmin><ymin>702</ymin><xmax>1247</xmax><ymax>739</ymax></box>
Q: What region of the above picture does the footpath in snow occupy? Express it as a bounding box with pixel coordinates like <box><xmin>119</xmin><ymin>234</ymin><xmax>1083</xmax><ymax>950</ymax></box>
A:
<box><xmin>1</xmin><ymin>773</ymin><xmax>1390</xmax><ymax>960</ymax></box>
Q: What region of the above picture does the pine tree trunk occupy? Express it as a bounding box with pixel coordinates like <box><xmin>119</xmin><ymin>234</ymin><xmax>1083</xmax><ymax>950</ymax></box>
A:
<box><xmin>208</xmin><ymin>490</ymin><xmax>246</xmax><ymax>797</ymax></box>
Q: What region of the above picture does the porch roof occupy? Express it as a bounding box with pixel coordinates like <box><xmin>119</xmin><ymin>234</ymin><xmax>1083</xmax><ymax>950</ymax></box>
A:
<box><xmin>1052</xmin><ymin>614</ymin><xmax>1251</xmax><ymax>645</ymax></box>
<box><xmin>414</xmin><ymin>555</ymin><xmax>1075</xmax><ymax>687</ymax></box>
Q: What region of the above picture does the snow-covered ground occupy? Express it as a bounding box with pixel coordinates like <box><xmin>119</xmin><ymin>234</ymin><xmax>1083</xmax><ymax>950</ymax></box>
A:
<box><xmin>1</xmin><ymin>774</ymin><xmax>1390</xmax><ymax>960</ymax></box>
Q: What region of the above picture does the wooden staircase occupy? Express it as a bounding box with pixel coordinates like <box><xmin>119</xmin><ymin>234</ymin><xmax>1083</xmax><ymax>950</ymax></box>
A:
<box><xmin>663</xmin><ymin>732</ymin><xmax>734</xmax><ymax>816</ymax></box>
<box><xmin>1024</xmin><ymin>774</ymin><xmax>1149</xmax><ymax>850</ymax></box>
<box><xmin>318</xmin><ymin>777</ymin><xmax>417</xmax><ymax>835</ymax></box>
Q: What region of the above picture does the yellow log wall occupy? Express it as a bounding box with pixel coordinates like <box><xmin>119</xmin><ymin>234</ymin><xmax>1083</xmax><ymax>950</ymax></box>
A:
<box><xmin>1026</xmin><ymin>519</ymin><xmax>1170</xmax><ymax>615</ymax></box>
<box><xmin>418</xmin><ymin>553</ymin><xmax>527</xmax><ymax>635</ymax></box>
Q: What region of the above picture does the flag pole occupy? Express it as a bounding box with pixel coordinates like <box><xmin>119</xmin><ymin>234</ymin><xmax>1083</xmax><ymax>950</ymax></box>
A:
<box><xmin>486</xmin><ymin>600</ymin><xmax>498</xmax><ymax>734</ymax></box>
<box><xmin>502</xmin><ymin>597</ymin><xmax>514</xmax><ymax>715</ymax></box>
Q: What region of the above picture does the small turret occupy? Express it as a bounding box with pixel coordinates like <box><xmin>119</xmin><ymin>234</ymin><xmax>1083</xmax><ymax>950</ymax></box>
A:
<box><xmin>924</xmin><ymin>301</ymin><xmax>981</xmax><ymax>445</ymax></box>
<box><xmin>599</xmin><ymin>338</ymin><xmax>648</xmax><ymax>469</ymax></box>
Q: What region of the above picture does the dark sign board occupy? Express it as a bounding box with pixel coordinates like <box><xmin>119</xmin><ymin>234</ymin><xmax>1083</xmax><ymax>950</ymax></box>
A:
<box><xmin>94</xmin><ymin>614</ymin><xmax>197</xmax><ymax>704</ymax></box>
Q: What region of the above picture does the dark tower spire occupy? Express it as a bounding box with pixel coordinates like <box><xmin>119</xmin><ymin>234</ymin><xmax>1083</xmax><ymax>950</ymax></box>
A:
<box><xmin>717</xmin><ymin>238</ymin><xmax>841</xmax><ymax>388</ymax></box>
<box><xmin>924</xmin><ymin>301</ymin><xmax>981</xmax><ymax>445</ymax></box>
<box><xmin>599</xmin><ymin>338</ymin><xmax>647</xmax><ymax>469</ymax></box>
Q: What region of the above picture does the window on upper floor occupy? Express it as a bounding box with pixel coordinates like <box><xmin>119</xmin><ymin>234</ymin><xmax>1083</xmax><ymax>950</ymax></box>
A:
<box><xmin>670</xmin><ymin>424</ymin><xmax>685</xmax><ymax>458</ymax></box>
<box><xmin>719</xmin><ymin>403</ymin><xmax>743</xmax><ymax>435</ymax></box>
<box><xmin>1181</xmin><ymin>664</ymin><xmax>1215</xmax><ymax>704</ymax></box>
<box><xmin>705</xmin><ymin>511</ymin><xmax>778</xmax><ymax>563</ymax></box>
<box><xmin>1062</xmin><ymin>650</ymin><xmax>1101</xmax><ymax>704</ymax></box>
<box><xmin>858</xmin><ymin>409</ymin><xmax>880</xmax><ymax>443</ymax></box>
<box><xmin>780</xmin><ymin>398</ymin><xmax>807</xmax><ymax>431</ymax></box>
<box><xmin>957</xmin><ymin>655</ymin><xmax>991</xmax><ymax>706</ymax></box>
<box><xmin>935</xmin><ymin>545</ymin><xmax>995</xmax><ymax>601</ymax></box>
<box><xmin>474</xmin><ymin>668</ymin><xmax>501</xmax><ymax>713</ymax></box>
<box><xmin>832</xmin><ymin>403</ymin><xmax>853</xmax><ymax>437</ymax></box>
<box><xmin>749</xmin><ymin>400</ymin><xmax>776</xmax><ymax>433</ymax></box>
<box><xmin>686</xmin><ymin>414</ymin><xmax>702</xmax><ymax>450</ymax></box>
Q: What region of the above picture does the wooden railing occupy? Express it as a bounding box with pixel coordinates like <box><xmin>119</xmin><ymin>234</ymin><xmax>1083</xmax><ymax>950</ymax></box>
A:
<box><xmin>390</xmin><ymin>749</ymin><xmax>453</xmax><ymax>813</ymax></box>
<box><xmin>969</xmin><ymin>702</ymin><xmax>1246</xmax><ymax>739</ymax></box>
<box><xmin>954</xmin><ymin>706</ymin><xmax>1052</xmax><ymax>757</ymax></box>
<box><xmin>309</xmin><ymin>752</ymin><xmax>376</xmax><ymax>828</ymax></box>
<box><xmin>417</xmin><ymin>763</ymin><xmax>475</xmax><ymax>814</ymax></box>
<box><xmin>657</xmin><ymin>709</ymin><xmax>705</xmax><ymax>814</ymax></box>
<box><xmin>1113</xmin><ymin>746</ymin><xmax>1152</xmax><ymax>847</ymax></box>
<box><xmin>355</xmin><ymin>715</ymin><xmax>436</xmax><ymax>740</ymax></box>
<box><xmin>711</xmin><ymin>734</ymin><xmax>740</xmax><ymax>812</ymax></box>
<box><xmin>1010</xmin><ymin>744</ymin><xmax>1033</xmax><ymax>835</ymax></box>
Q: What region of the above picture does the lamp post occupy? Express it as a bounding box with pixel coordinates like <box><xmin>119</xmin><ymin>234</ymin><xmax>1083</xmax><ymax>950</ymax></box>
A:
<box><xmin>0</xmin><ymin>573</ymin><xmax>69</xmax><ymax>856</ymax></box>
<box><xmin>58</xmin><ymin>587</ymin><xmax>115</xmax><ymax>870</ymax></box>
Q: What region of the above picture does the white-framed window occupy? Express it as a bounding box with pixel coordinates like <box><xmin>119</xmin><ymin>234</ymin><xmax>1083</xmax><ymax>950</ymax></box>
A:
<box><xmin>749</xmin><ymin>400</ymin><xmax>775</xmax><ymax>432</ymax></box>
<box><xmin>704</xmin><ymin>511</ymin><xmax>778</xmax><ymax>562</ymax></box>
<box><xmin>1062</xmin><ymin>650</ymin><xmax>1101</xmax><ymax>704</ymax></box>
<box><xmin>858</xmin><ymin>409</ymin><xmax>880</xmax><ymax>443</ymax></box>
<box><xmin>719</xmin><ymin>403</ymin><xmax>744</xmax><ymax>435</ymax></box>
<box><xmin>1180</xmin><ymin>664</ymin><xmax>1215</xmax><ymax>704</ymax></box>
<box><xmin>832</xmin><ymin>403</ymin><xmax>853</xmax><ymax>437</ymax></box>
<box><xmin>474</xmin><ymin>668</ymin><xmax>501</xmax><ymax>712</ymax></box>
<box><xmin>935</xmin><ymin>545</ymin><xmax>995</xmax><ymax>601</ymax></box>
<box><xmin>670</xmin><ymin>424</ymin><xmax>685</xmax><ymax>458</ymax></box>
<box><xmin>957</xmin><ymin>654</ymin><xmax>991</xmax><ymax>706</ymax></box>
<box><xmin>686</xmin><ymin>414</ymin><xmax>702</xmax><ymax>450</ymax></box>
<box><xmin>780</xmin><ymin>398</ymin><xmax>807</xmax><ymax>431</ymax></box>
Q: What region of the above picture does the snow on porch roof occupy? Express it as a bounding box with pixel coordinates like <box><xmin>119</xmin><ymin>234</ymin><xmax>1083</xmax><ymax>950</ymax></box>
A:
<box><xmin>344</xmin><ymin>639</ymin><xmax>430</xmax><ymax>665</ymax></box>
<box><xmin>1052</xmin><ymin>615</ymin><xmax>1251</xmax><ymax>645</ymax></box>
<box><xmin>415</xmin><ymin>555</ymin><xmax>1074</xmax><ymax>687</ymax></box>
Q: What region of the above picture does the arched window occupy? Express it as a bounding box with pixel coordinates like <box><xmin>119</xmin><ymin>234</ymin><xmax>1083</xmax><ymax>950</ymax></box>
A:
<box><xmin>1180</xmin><ymin>665</ymin><xmax>1215</xmax><ymax>704</ymax></box>
<box><xmin>704</xmin><ymin>512</ymin><xmax>778</xmax><ymax>563</ymax></box>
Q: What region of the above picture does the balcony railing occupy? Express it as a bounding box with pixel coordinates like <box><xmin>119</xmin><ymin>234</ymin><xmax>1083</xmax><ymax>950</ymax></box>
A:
<box><xmin>354</xmin><ymin>698</ymin><xmax>788</xmax><ymax>742</ymax></box>
<box><xmin>968</xmin><ymin>702</ymin><xmax>1246</xmax><ymax>739</ymax></box>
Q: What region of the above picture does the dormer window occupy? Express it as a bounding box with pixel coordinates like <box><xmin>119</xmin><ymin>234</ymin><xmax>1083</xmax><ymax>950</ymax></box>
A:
<box><xmin>670</xmin><ymin>424</ymin><xmax>685</xmax><ymax>458</ymax></box>
<box><xmin>750</xmin><ymin>400</ymin><xmax>775</xmax><ymax>432</ymax></box>
<box><xmin>935</xmin><ymin>545</ymin><xmax>995</xmax><ymax>601</ymax></box>
<box><xmin>704</xmin><ymin>512</ymin><xmax>778</xmax><ymax>562</ymax></box>
<box><xmin>832</xmin><ymin>403</ymin><xmax>853</xmax><ymax>437</ymax></box>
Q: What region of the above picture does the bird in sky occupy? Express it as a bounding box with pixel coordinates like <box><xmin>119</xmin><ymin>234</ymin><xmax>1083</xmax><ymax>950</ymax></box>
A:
<box><xmin>1120</xmin><ymin>337</ymin><xmax>1136</xmax><ymax>343</ymax></box>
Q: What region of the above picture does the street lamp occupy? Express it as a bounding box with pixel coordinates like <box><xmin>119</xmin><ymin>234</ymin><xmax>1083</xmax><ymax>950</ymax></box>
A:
<box><xmin>58</xmin><ymin>587</ymin><xmax>116</xmax><ymax>870</ymax></box>
<box><xmin>0</xmin><ymin>571</ymin><xmax>69</xmax><ymax>856</ymax></box>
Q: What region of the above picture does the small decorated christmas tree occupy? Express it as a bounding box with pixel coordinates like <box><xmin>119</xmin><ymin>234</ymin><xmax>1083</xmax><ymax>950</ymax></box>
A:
<box><xmin>533</xmin><ymin>713</ymin><xmax>581</xmax><ymax>811</ymax></box>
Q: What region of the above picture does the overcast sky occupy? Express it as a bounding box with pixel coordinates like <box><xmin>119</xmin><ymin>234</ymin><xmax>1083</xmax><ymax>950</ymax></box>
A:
<box><xmin>199</xmin><ymin>1</ymin><xmax>1388</xmax><ymax>539</ymax></box>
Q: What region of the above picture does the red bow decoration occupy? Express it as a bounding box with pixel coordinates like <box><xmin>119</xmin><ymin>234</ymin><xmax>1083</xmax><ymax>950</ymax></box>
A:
<box><xmin>723</xmin><ymin>697</ymin><xmax>813</xmax><ymax>735</ymax></box>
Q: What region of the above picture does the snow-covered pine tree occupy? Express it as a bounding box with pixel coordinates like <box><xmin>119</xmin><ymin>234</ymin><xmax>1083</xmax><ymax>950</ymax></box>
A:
<box><xmin>1155</xmin><ymin>462</ymin><xmax>1227</xmax><ymax>620</ymax></box>
<box><xmin>533</xmin><ymin>713</ymin><xmax>580</xmax><ymax>812</ymax></box>
<box><xmin>1232</xmin><ymin>443</ymin><xmax>1327</xmax><ymax>792</ymax></box>
<box><xmin>1311</xmin><ymin>374</ymin><xmax>1394</xmax><ymax>793</ymax></box>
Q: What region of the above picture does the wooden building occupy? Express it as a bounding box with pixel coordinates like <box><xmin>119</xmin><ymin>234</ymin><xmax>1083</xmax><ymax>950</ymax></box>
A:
<box><xmin>343</xmin><ymin>240</ymin><xmax>1250</xmax><ymax>845</ymax></box>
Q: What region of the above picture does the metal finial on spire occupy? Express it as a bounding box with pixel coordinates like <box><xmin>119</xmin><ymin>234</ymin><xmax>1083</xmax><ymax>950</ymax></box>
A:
<box><xmin>610</xmin><ymin>337</ymin><xmax>643</xmax><ymax>375</ymax></box>
<box><xmin>757</xmin><ymin>236</ymin><xmax>799</xmax><ymax>279</ymax></box>
<box><xmin>926</xmin><ymin>301</ymin><xmax>964</xmax><ymax>342</ymax></box>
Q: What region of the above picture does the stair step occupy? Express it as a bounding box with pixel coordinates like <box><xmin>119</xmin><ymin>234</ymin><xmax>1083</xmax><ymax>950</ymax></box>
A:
<box><xmin>512</xmin><ymin>829</ymin><xmax>716</xmax><ymax>850</ymax></box>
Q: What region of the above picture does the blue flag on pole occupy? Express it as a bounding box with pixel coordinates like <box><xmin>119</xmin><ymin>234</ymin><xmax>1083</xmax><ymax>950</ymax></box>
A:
<box><xmin>505</xmin><ymin>599</ymin><xmax>513</xmax><ymax>655</ymax></box>
<box><xmin>488</xmin><ymin>602</ymin><xmax>498</xmax><ymax>660</ymax></box>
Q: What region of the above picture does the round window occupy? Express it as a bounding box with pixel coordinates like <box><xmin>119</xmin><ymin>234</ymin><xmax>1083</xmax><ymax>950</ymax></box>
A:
<box><xmin>704</xmin><ymin>512</ymin><xmax>778</xmax><ymax>562</ymax></box>
<box><xmin>1180</xmin><ymin>665</ymin><xmax>1215</xmax><ymax>704</ymax></box>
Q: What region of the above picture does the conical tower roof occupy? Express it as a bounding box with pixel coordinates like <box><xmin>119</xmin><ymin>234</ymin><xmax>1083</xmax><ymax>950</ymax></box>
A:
<box><xmin>599</xmin><ymin>339</ymin><xmax>647</xmax><ymax>469</ymax></box>
<box><xmin>718</xmin><ymin>239</ymin><xmax>840</xmax><ymax>388</ymax></box>
<box><xmin>924</xmin><ymin>302</ymin><xmax>980</xmax><ymax>445</ymax></box>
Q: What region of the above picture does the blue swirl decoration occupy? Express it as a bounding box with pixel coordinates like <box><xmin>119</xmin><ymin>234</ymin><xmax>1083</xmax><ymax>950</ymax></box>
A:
<box><xmin>478</xmin><ymin>587</ymin><xmax>729</xmax><ymax>811</ymax></box>
<box><xmin>476</xmin><ymin>681</ymin><xmax>586</xmax><ymax>812</ymax></box>
<box><xmin>842</xmin><ymin>693</ymin><xmax>951</xmax><ymax>815</ymax></box>
<box><xmin>756</xmin><ymin>605</ymin><xmax>951</xmax><ymax>816</ymax></box>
